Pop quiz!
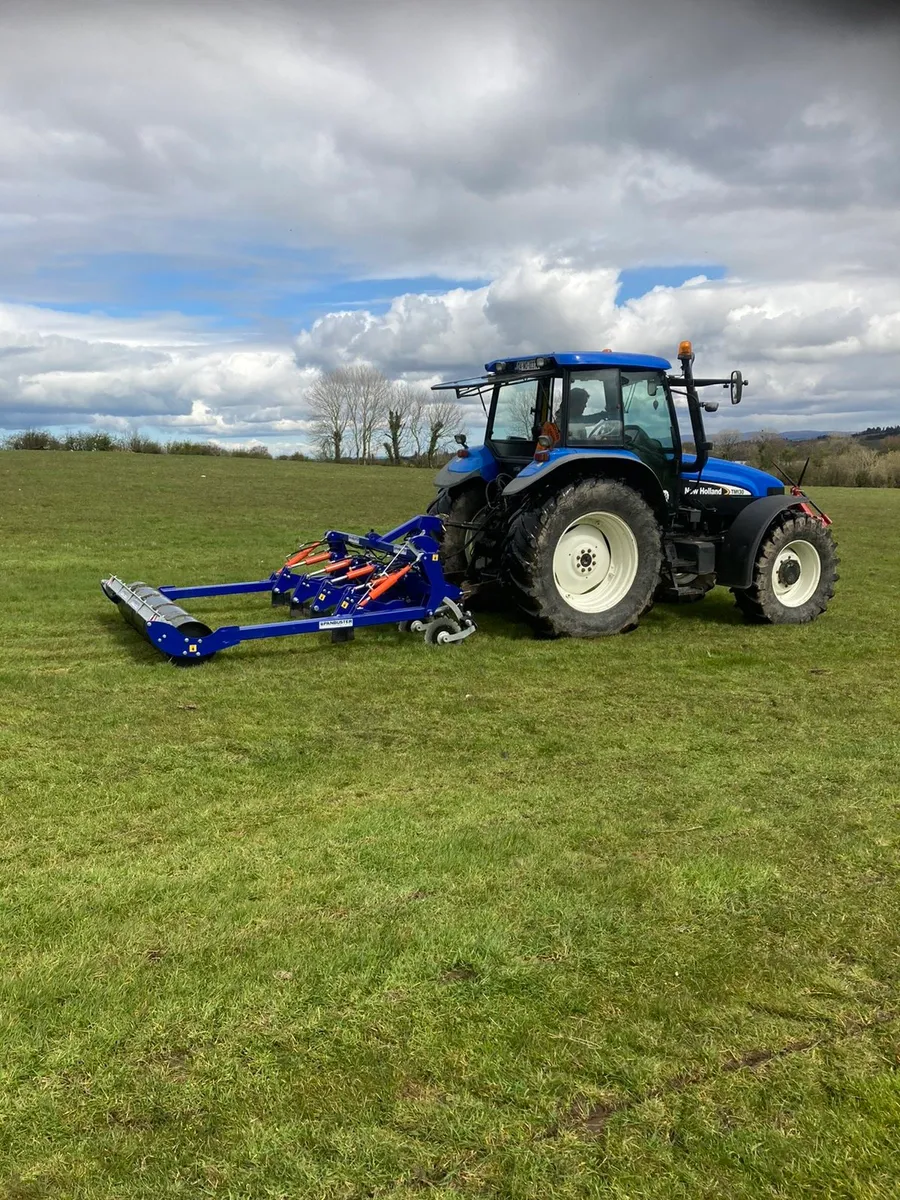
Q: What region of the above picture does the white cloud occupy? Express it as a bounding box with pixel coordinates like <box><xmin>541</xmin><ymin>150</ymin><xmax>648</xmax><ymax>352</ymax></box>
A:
<box><xmin>1</xmin><ymin>0</ymin><xmax>899</xmax><ymax>439</ymax></box>
<box><xmin>0</xmin><ymin>304</ymin><xmax>316</xmax><ymax>435</ymax></box>
<box><xmin>3</xmin><ymin>260</ymin><xmax>898</xmax><ymax>439</ymax></box>
<box><xmin>1</xmin><ymin>0</ymin><xmax>899</xmax><ymax>295</ymax></box>
<box><xmin>292</xmin><ymin>258</ymin><xmax>900</xmax><ymax>431</ymax></box>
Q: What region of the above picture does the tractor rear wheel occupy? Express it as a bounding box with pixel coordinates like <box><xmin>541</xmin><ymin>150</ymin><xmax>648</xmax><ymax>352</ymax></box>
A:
<box><xmin>732</xmin><ymin>512</ymin><xmax>838</xmax><ymax>624</ymax></box>
<box><xmin>428</xmin><ymin>486</ymin><xmax>487</xmax><ymax>583</ymax></box>
<box><xmin>504</xmin><ymin>478</ymin><xmax>662</xmax><ymax>637</ymax></box>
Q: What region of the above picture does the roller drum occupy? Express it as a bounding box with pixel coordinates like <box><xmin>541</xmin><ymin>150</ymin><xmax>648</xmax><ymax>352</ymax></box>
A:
<box><xmin>102</xmin><ymin>577</ymin><xmax>212</xmax><ymax>642</ymax></box>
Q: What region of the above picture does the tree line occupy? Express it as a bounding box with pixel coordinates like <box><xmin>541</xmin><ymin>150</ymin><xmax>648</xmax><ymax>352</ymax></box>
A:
<box><xmin>307</xmin><ymin>365</ymin><xmax>464</xmax><ymax>466</ymax></box>
<box><xmin>709</xmin><ymin>428</ymin><xmax>900</xmax><ymax>488</ymax></box>
<box><xmin>2</xmin><ymin>367</ymin><xmax>465</xmax><ymax>466</ymax></box>
<box><xmin>1</xmin><ymin>429</ymin><xmax>277</xmax><ymax>457</ymax></box>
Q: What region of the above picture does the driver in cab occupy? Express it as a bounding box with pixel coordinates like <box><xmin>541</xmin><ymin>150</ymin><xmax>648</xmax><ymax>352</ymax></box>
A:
<box><xmin>567</xmin><ymin>386</ymin><xmax>619</xmax><ymax>442</ymax></box>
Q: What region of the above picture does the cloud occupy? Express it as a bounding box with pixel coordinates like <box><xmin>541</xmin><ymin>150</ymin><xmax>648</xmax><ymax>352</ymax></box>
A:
<box><xmin>1</xmin><ymin>0</ymin><xmax>899</xmax><ymax>298</ymax></box>
<box><xmin>1</xmin><ymin>0</ymin><xmax>899</xmax><ymax>438</ymax></box>
<box><xmin>295</xmin><ymin>258</ymin><xmax>900</xmax><ymax>430</ymax></box>
<box><xmin>3</xmin><ymin>259</ymin><xmax>898</xmax><ymax>438</ymax></box>
<box><xmin>0</xmin><ymin>302</ymin><xmax>316</xmax><ymax>435</ymax></box>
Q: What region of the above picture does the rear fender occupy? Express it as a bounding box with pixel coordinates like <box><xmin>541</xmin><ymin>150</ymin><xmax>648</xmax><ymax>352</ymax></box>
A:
<box><xmin>716</xmin><ymin>495</ymin><xmax>811</xmax><ymax>588</ymax></box>
<box><xmin>434</xmin><ymin>445</ymin><xmax>499</xmax><ymax>490</ymax></box>
<box><xmin>502</xmin><ymin>450</ymin><xmax>668</xmax><ymax>516</ymax></box>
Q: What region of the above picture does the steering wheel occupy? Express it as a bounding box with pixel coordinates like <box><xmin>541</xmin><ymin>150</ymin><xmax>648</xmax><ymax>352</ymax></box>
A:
<box><xmin>584</xmin><ymin>418</ymin><xmax>619</xmax><ymax>441</ymax></box>
<box><xmin>624</xmin><ymin>424</ymin><xmax>664</xmax><ymax>456</ymax></box>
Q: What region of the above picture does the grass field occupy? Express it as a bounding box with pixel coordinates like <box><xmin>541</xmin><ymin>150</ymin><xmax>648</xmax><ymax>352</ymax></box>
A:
<box><xmin>1</xmin><ymin>451</ymin><xmax>898</xmax><ymax>1199</ymax></box>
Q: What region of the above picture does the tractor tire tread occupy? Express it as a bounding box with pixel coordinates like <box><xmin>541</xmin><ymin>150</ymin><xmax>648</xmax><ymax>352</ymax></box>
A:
<box><xmin>431</xmin><ymin>485</ymin><xmax>487</xmax><ymax>583</ymax></box>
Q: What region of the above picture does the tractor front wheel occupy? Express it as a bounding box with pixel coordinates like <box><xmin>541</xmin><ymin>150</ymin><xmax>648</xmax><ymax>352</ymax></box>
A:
<box><xmin>504</xmin><ymin>478</ymin><xmax>662</xmax><ymax>637</ymax></box>
<box><xmin>731</xmin><ymin>512</ymin><xmax>838</xmax><ymax>624</ymax></box>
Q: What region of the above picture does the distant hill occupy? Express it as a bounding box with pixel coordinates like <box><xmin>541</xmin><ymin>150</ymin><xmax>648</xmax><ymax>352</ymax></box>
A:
<box><xmin>780</xmin><ymin>430</ymin><xmax>835</xmax><ymax>441</ymax></box>
<box><xmin>729</xmin><ymin>427</ymin><xmax>899</xmax><ymax>443</ymax></box>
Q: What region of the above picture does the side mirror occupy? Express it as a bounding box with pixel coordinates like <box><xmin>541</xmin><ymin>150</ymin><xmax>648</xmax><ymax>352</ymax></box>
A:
<box><xmin>454</xmin><ymin>432</ymin><xmax>468</xmax><ymax>448</ymax></box>
<box><xmin>647</xmin><ymin>379</ymin><xmax>658</xmax><ymax>397</ymax></box>
<box><xmin>703</xmin><ymin>401</ymin><xmax>719</xmax><ymax>413</ymax></box>
<box><xmin>730</xmin><ymin>371</ymin><xmax>744</xmax><ymax>405</ymax></box>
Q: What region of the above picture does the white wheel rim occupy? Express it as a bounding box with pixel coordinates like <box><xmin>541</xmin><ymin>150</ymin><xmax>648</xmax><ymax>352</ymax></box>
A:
<box><xmin>772</xmin><ymin>539</ymin><xmax>821</xmax><ymax>607</ymax></box>
<box><xmin>552</xmin><ymin>511</ymin><xmax>639</xmax><ymax>613</ymax></box>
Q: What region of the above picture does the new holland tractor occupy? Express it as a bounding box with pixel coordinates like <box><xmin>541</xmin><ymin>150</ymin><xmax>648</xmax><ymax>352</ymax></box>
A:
<box><xmin>429</xmin><ymin>341</ymin><xmax>838</xmax><ymax>636</ymax></box>
<box><xmin>100</xmin><ymin>340</ymin><xmax>838</xmax><ymax>662</ymax></box>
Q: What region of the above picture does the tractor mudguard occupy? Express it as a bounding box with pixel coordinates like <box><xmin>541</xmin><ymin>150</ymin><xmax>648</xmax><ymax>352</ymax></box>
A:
<box><xmin>434</xmin><ymin>445</ymin><xmax>500</xmax><ymax>490</ymax></box>
<box><xmin>716</xmin><ymin>495</ymin><xmax>810</xmax><ymax>588</ymax></box>
<box><xmin>502</xmin><ymin>449</ymin><xmax>667</xmax><ymax>511</ymax></box>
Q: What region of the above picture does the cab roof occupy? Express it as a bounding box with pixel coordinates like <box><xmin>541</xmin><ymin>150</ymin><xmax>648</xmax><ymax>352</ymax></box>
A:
<box><xmin>484</xmin><ymin>351</ymin><xmax>672</xmax><ymax>372</ymax></box>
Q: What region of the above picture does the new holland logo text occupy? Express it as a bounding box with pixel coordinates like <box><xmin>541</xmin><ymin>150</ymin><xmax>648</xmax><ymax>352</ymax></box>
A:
<box><xmin>685</xmin><ymin>482</ymin><xmax>751</xmax><ymax>497</ymax></box>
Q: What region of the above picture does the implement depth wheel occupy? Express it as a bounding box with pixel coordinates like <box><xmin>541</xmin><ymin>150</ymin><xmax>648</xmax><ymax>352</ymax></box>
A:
<box><xmin>732</xmin><ymin>512</ymin><xmax>839</xmax><ymax>624</ymax></box>
<box><xmin>504</xmin><ymin>478</ymin><xmax>661</xmax><ymax>637</ymax></box>
<box><xmin>424</xmin><ymin>617</ymin><xmax>461</xmax><ymax>646</ymax></box>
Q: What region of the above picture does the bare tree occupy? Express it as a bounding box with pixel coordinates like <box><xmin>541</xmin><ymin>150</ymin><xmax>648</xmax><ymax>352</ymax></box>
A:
<box><xmin>754</xmin><ymin>427</ymin><xmax>786</xmax><ymax>470</ymax></box>
<box><xmin>307</xmin><ymin>370</ymin><xmax>351</xmax><ymax>461</ymax></box>
<box><xmin>712</xmin><ymin>428</ymin><xmax>745</xmax><ymax>461</ymax></box>
<box><xmin>341</xmin><ymin>365</ymin><xmax>392</xmax><ymax>463</ymax></box>
<box><xmin>307</xmin><ymin>365</ymin><xmax>393</xmax><ymax>463</ymax></box>
<box><xmin>383</xmin><ymin>381</ymin><xmax>422</xmax><ymax>464</ymax></box>
<box><xmin>419</xmin><ymin>397</ymin><xmax>466</xmax><ymax>467</ymax></box>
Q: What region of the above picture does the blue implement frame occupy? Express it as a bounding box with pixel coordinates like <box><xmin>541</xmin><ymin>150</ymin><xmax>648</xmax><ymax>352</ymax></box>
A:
<box><xmin>102</xmin><ymin>515</ymin><xmax>476</xmax><ymax>661</ymax></box>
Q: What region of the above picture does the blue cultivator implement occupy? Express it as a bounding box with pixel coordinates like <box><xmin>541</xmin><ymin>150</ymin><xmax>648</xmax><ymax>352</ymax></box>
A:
<box><xmin>102</xmin><ymin>515</ymin><xmax>476</xmax><ymax>662</ymax></box>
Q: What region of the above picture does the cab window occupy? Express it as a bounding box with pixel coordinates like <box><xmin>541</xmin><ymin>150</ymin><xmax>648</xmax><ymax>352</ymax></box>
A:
<box><xmin>621</xmin><ymin>372</ymin><xmax>677</xmax><ymax>459</ymax></box>
<box><xmin>489</xmin><ymin>378</ymin><xmax>540</xmax><ymax>441</ymax></box>
<box><xmin>565</xmin><ymin>370</ymin><xmax>623</xmax><ymax>446</ymax></box>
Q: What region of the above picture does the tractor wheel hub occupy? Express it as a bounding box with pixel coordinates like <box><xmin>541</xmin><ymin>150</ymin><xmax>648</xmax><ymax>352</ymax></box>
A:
<box><xmin>777</xmin><ymin>558</ymin><xmax>802</xmax><ymax>587</ymax></box>
<box><xmin>772</xmin><ymin>539</ymin><xmax>822</xmax><ymax>607</ymax></box>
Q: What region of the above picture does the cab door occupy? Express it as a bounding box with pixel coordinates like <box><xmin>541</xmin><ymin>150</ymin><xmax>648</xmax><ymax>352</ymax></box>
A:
<box><xmin>619</xmin><ymin>370</ymin><xmax>682</xmax><ymax>498</ymax></box>
<box><xmin>486</xmin><ymin>373</ymin><xmax>557</xmax><ymax>467</ymax></box>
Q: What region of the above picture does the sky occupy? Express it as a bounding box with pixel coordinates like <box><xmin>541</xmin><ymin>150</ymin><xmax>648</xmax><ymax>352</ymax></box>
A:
<box><xmin>1</xmin><ymin>0</ymin><xmax>899</xmax><ymax>448</ymax></box>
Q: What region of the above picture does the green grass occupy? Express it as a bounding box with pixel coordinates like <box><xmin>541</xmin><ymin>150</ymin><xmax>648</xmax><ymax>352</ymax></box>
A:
<box><xmin>1</xmin><ymin>451</ymin><xmax>898</xmax><ymax>1199</ymax></box>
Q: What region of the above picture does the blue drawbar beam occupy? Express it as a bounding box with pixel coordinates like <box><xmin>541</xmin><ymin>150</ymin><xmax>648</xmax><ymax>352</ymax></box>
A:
<box><xmin>161</xmin><ymin>579</ymin><xmax>274</xmax><ymax>600</ymax></box>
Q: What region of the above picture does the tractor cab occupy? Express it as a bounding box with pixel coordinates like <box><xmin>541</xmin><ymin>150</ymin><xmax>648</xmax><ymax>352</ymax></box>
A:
<box><xmin>436</xmin><ymin>351</ymin><xmax>684</xmax><ymax>501</ymax></box>
<box><xmin>434</xmin><ymin>344</ymin><xmax>751</xmax><ymax>513</ymax></box>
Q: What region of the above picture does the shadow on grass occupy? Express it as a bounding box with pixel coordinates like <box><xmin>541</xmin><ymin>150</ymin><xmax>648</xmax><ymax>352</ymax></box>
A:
<box><xmin>97</xmin><ymin>591</ymin><xmax>748</xmax><ymax>672</ymax></box>
<box><xmin>652</xmin><ymin>592</ymin><xmax>746</xmax><ymax>627</ymax></box>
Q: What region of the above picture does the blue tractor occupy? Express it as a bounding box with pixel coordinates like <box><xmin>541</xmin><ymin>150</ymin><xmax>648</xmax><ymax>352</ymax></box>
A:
<box><xmin>429</xmin><ymin>340</ymin><xmax>838</xmax><ymax>637</ymax></box>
